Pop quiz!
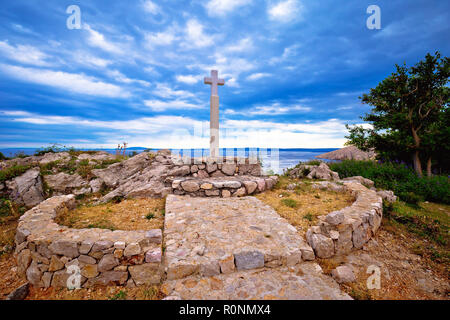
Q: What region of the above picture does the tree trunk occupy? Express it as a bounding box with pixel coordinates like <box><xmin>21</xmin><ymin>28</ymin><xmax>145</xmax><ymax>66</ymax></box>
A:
<box><xmin>411</xmin><ymin>127</ymin><xmax>423</xmax><ymax>177</ymax></box>
<box><xmin>413</xmin><ymin>150</ymin><xmax>423</xmax><ymax>177</ymax></box>
<box><xmin>426</xmin><ymin>157</ymin><xmax>432</xmax><ymax>177</ymax></box>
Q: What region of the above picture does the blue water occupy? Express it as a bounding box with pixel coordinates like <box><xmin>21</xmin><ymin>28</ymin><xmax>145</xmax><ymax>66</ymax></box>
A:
<box><xmin>0</xmin><ymin>147</ymin><xmax>338</xmax><ymax>174</ymax></box>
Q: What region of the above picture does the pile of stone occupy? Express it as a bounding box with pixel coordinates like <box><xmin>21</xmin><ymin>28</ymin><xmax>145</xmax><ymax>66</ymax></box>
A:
<box><xmin>0</xmin><ymin>150</ymin><xmax>269</xmax><ymax>208</ymax></box>
<box><xmin>306</xmin><ymin>181</ymin><xmax>383</xmax><ymax>259</ymax></box>
<box><xmin>169</xmin><ymin>175</ymin><xmax>278</xmax><ymax>197</ymax></box>
<box><xmin>15</xmin><ymin>195</ymin><xmax>163</xmax><ymax>288</ymax></box>
<box><xmin>289</xmin><ymin>162</ymin><xmax>339</xmax><ymax>181</ymax></box>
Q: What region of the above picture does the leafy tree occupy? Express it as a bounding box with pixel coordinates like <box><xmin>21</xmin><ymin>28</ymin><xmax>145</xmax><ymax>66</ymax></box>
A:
<box><xmin>346</xmin><ymin>52</ymin><xmax>449</xmax><ymax>177</ymax></box>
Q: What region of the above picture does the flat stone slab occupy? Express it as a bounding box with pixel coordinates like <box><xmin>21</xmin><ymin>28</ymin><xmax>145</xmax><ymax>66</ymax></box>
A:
<box><xmin>164</xmin><ymin>195</ymin><xmax>314</xmax><ymax>280</ymax></box>
<box><xmin>161</xmin><ymin>263</ymin><xmax>352</xmax><ymax>300</ymax></box>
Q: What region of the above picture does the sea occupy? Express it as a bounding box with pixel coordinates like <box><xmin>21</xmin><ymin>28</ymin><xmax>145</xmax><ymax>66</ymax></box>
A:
<box><xmin>0</xmin><ymin>147</ymin><xmax>339</xmax><ymax>174</ymax></box>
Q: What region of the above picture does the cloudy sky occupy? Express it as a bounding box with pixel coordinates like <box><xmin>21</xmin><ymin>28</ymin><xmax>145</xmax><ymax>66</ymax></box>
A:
<box><xmin>0</xmin><ymin>0</ymin><xmax>448</xmax><ymax>149</ymax></box>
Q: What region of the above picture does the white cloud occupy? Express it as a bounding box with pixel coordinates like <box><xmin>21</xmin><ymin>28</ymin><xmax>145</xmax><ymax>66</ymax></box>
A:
<box><xmin>143</xmin><ymin>99</ymin><xmax>203</xmax><ymax>112</ymax></box>
<box><xmin>73</xmin><ymin>51</ymin><xmax>112</xmax><ymax>68</ymax></box>
<box><xmin>246</xmin><ymin>73</ymin><xmax>271</xmax><ymax>81</ymax></box>
<box><xmin>0</xmin><ymin>41</ymin><xmax>51</xmax><ymax>66</ymax></box>
<box><xmin>107</xmin><ymin>70</ymin><xmax>150</xmax><ymax>87</ymax></box>
<box><xmin>205</xmin><ymin>0</ymin><xmax>252</xmax><ymax>16</ymax></box>
<box><xmin>269</xmin><ymin>44</ymin><xmax>300</xmax><ymax>65</ymax></box>
<box><xmin>145</xmin><ymin>27</ymin><xmax>178</xmax><ymax>46</ymax></box>
<box><xmin>268</xmin><ymin>0</ymin><xmax>303</xmax><ymax>22</ymax></box>
<box><xmin>190</xmin><ymin>53</ymin><xmax>255</xmax><ymax>87</ymax></box>
<box><xmin>11</xmin><ymin>24</ymin><xmax>35</xmax><ymax>35</ymax></box>
<box><xmin>152</xmin><ymin>83</ymin><xmax>194</xmax><ymax>98</ymax></box>
<box><xmin>0</xmin><ymin>64</ymin><xmax>129</xmax><ymax>98</ymax></box>
<box><xmin>225</xmin><ymin>38</ymin><xmax>253</xmax><ymax>53</ymax></box>
<box><xmin>84</xmin><ymin>25</ymin><xmax>123</xmax><ymax>54</ymax></box>
<box><xmin>184</xmin><ymin>19</ymin><xmax>214</xmax><ymax>48</ymax></box>
<box><xmin>2</xmin><ymin>110</ymin><xmax>349</xmax><ymax>148</ymax></box>
<box><xmin>176</xmin><ymin>74</ymin><xmax>202</xmax><ymax>85</ymax></box>
<box><xmin>225</xmin><ymin>102</ymin><xmax>311</xmax><ymax>115</ymax></box>
<box><xmin>142</xmin><ymin>0</ymin><xmax>160</xmax><ymax>14</ymax></box>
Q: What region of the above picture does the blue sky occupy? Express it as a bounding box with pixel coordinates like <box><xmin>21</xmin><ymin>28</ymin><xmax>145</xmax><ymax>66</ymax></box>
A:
<box><xmin>0</xmin><ymin>0</ymin><xmax>448</xmax><ymax>149</ymax></box>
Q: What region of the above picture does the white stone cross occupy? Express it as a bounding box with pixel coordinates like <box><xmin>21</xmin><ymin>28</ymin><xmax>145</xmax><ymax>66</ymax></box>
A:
<box><xmin>204</xmin><ymin>70</ymin><xmax>225</xmax><ymax>158</ymax></box>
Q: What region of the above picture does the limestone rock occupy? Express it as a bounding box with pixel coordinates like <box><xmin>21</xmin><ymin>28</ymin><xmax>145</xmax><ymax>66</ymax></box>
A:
<box><xmin>289</xmin><ymin>163</ymin><xmax>339</xmax><ymax>181</ymax></box>
<box><xmin>232</xmin><ymin>187</ymin><xmax>246</xmax><ymax>197</ymax></box>
<box><xmin>343</xmin><ymin>176</ymin><xmax>374</xmax><ymax>188</ymax></box>
<box><xmin>221</xmin><ymin>163</ymin><xmax>236</xmax><ymax>176</ymax></box>
<box><xmin>98</xmin><ymin>254</ymin><xmax>119</xmax><ymax>272</ymax></box>
<box><xmin>124</xmin><ymin>243</ymin><xmax>142</xmax><ymax>257</ymax></box>
<box><xmin>331</xmin><ymin>266</ymin><xmax>356</xmax><ymax>283</ymax></box>
<box><xmin>206</xmin><ymin>163</ymin><xmax>217</xmax><ymax>173</ymax></box>
<box><xmin>145</xmin><ymin>248</ymin><xmax>162</xmax><ymax>263</ymax></box>
<box><xmin>81</xmin><ymin>264</ymin><xmax>99</xmax><ymax>279</ymax></box>
<box><xmin>234</xmin><ymin>251</ymin><xmax>264</xmax><ymax>271</ymax></box>
<box><xmin>325</xmin><ymin>210</ymin><xmax>345</xmax><ymax>225</ymax></box>
<box><xmin>48</xmin><ymin>255</ymin><xmax>65</xmax><ymax>272</ymax></box>
<box><xmin>49</xmin><ymin>240</ymin><xmax>79</xmax><ymax>258</ymax></box>
<box><xmin>26</xmin><ymin>261</ymin><xmax>42</xmax><ymax>287</ymax></box>
<box><xmin>6</xmin><ymin>282</ymin><xmax>29</xmax><ymax>300</ymax></box>
<box><xmin>5</xmin><ymin>168</ymin><xmax>44</xmax><ymax>208</ymax></box>
<box><xmin>243</xmin><ymin>181</ymin><xmax>257</xmax><ymax>194</ymax></box>
<box><xmin>44</xmin><ymin>173</ymin><xmax>88</xmax><ymax>194</ymax></box>
<box><xmin>146</xmin><ymin>229</ymin><xmax>162</xmax><ymax>244</ymax></box>
<box><xmin>221</xmin><ymin>190</ymin><xmax>231</xmax><ymax>198</ymax></box>
<box><xmin>181</xmin><ymin>180</ymin><xmax>200</xmax><ymax>192</ymax></box>
<box><xmin>219</xmin><ymin>255</ymin><xmax>236</xmax><ymax>274</ymax></box>
<box><xmin>129</xmin><ymin>263</ymin><xmax>161</xmax><ymax>285</ymax></box>
<box><xmin>205</xmin><ymin>189</ymin><xmax>220</xmax><ymax>196</ymax></box>
<box><xmin>306</xmin><ymin>230</ymin><xmax>335</xmax><ymax>258</ymax></box>
<box><xmin>377</xmin><ymin>190</ymin><xmax>397</xmax><ymax>203</ymax></box>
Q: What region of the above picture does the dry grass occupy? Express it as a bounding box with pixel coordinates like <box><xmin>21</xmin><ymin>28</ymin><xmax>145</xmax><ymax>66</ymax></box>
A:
<box><xmin>26</xmin><ymin>284</ymin><xmax>164</xmax><ymax>300</ymax></box>
<box><xmin>56</xmin><ymin>198</ymin><xmax>165</xmax><ymax>231</ymax></box>
<box><xmin>255</xmin><ymin>177</ymin><xmax>354</xmax><ymax>235</ymax></box>
<box><xmin>0</xmin><ymin>210</ymin><xmax>26</xmax><ymax>300</ymax></box>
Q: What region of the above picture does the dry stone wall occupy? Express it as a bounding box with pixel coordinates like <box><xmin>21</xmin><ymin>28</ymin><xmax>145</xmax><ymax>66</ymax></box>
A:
<box><xmin>14</xmin><ymin>195</ymin><xmax>163</xmax><ymax>288</ymax></box>
<box><xmin>306</xmin><ymin>181</ymin><xmax>383</xmax><ymax>259</ymax></box>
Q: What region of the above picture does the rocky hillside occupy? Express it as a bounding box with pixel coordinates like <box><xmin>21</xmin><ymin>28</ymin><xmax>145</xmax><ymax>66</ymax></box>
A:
<box><xmin>0</xmin><ymin>150</ymin><xmax>263</xmax><ymax>209</ymax></box>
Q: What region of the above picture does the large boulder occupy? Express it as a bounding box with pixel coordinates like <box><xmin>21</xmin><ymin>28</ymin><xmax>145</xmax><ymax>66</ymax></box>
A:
<box><xmin>97</xmin><ymin>151</ymin><xmax>174</xmax><ymax>202</ymax></box>
<box><xmin>289</xmin><ymin>163</ymin><xmax>339</xmax><ymax>181</ymax></box>
<box><xmin>342</xmin><ymin>176</ymin><xmax>374</xmax><ymax>188</ymax></box>
<box><xmin>44</xmin><ymin>173</ymin><xmax>89</xmax><ymax>194</ymax></box>
<box><xmin>92</xmin><ymin>152</ymin><xmax>154</xmax><ymax>187</ymax></box>
<box><xmin>39</xmin><ymin>152</ymin><xmax>71</xmax><ymax>165</ymax></box>
<box><xmin>377</xmin><ymin>190</ymin><xmax>397</xmax><ymax>203</ymax></box>
<box><xmin>77</xmin><ymin>151</ymin><xmax>115</xmax><ymax>163</ymax></box>
<box><xmin>5</xmin><ymin>168</ymin><xmax>44</xmax><ymax>208</ymax></box>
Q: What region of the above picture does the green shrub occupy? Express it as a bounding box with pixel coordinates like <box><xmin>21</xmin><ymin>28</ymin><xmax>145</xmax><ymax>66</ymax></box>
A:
<box><xmin>0</xmin><ymin>164</ymin><xmax>31</xmax><ymax>182</ymax></box>
<box><xmin>0</xmin><ymin>152</ymin><xmax>7</xmax><ymax>160</ymax></box>
<box><xmin>329</xmin><ymin>160</ymin><xmax>450</xmax><ymax>204</ymax></box>
<box><xmin>0</xmin><ymin>198</ymin><xmax>12</xmax><ymax>217</ymax></box>
<box><xmin>39</xmin><ymin>160</ymin><xmax>60</xmax><ymax>175</ymax></box>
<box><xmin>146</xmin><ymin>213</ymin><xmax>155</xmax><ymax>220</ymax></box>
<box><xmin>398</xmin><ymin>192</ymin><xmax>423</xmax><ymax>206</ymax></box>
<box><xmin>281</xmin><ymin>198</ymin><xmax>298</xmax><ymax>208</ymax></box>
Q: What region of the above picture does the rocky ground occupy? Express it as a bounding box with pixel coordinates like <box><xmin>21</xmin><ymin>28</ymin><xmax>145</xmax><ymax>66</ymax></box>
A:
<box><xmin>1</xmin><ymin>152</ymin><xmax>448</xmax><ymax>300</ymax></box>
<box><xmin>318</xmin><ymin>228</ymin><xmax>449</xmax><ymax>300</ymax></box>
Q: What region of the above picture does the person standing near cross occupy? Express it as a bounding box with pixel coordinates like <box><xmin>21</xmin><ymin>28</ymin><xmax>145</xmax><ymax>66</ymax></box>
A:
<box><xmin>204</xmin><ymin>70</ymin><xmax>225</xmax><ymax>158</ymax></box>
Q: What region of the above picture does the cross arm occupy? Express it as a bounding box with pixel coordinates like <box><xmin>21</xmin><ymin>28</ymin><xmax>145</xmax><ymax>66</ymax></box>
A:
<box><xmin>217</xmin><ymin>79</ymin><xmax>225</xmax><ymax>86</ymax></box>
<box><xmin>204</xmin><ymin>77</ymin><xmax>212</xmax><ymax>84</ymax></box>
